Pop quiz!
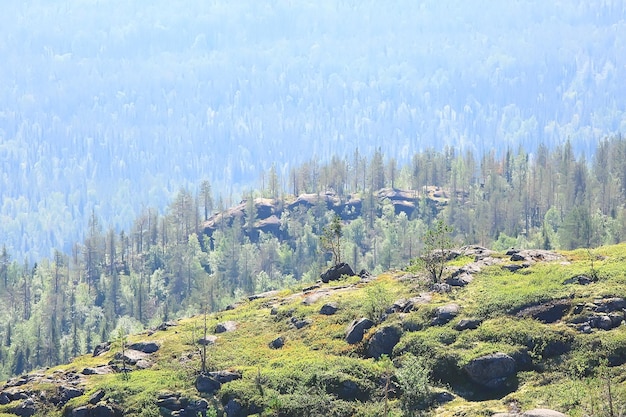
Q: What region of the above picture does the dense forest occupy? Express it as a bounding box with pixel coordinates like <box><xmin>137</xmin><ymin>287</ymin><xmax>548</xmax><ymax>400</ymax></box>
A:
<box><xmin>1</xmin><ymin>0</ymin><xmax>626</xmax><ymax>260</ymax></box>
<box><xmin>3</xmin><ymin>136</ymin><xmax>626</xmax><ymax>379</ymax></box>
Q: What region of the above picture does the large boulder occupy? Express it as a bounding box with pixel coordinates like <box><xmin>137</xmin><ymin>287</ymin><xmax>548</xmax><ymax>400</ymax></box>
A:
<box><xmin>127</xmin><ymin>341</ymin><xmax>160</xmax><ymax>353</ymax></box>
<box><xmin>321</xmin><ymin>263</ymin><xmax>355</xmax><ymax>283</ymax></box>
<box><xmin>345</xmin><ymin>318</ymin><xmax>374</xmax><ymax>344</ymax></box>
<box><xmin>366</xmin><ymin>325</ymin><xmax>402</xmax><ymax>359</ymax></box>
<box><xmin>432</xmin><ymin>304</ymin><xmax>460</xmax><ymax>326</ymax></box>
<box><xmin>463</xmin><ymin>352</ymin><xmax>516</xmax><ymax>389</ymax></box>
<box><xmin>195</xmin><ymin>375</ymin><xmax>221</xmax><ymax>394</ymax></box>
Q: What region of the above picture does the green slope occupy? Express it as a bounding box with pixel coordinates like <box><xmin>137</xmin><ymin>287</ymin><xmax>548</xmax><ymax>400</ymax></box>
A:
<box><xmin>3</xmin><ymin>245</ymin><xmax>626</xmax><ymax>417</ymax></box>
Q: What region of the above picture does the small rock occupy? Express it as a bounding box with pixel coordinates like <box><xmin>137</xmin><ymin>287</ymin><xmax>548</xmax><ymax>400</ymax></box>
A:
<box><xmin>510</xmin><ymin>253</ymin><xmax>526</xmax><ymax>262</ymax></box>
<box><xmin>215</xmin><ymin>321</ymin><xmax>238</xmax><ymax>333</ymax></box>
<box><xmin>563</xmin><ymin>275</ymin><xmax>593</xmax><ymax>285</ymax></box>
<box><xmin>433</xmin><ymin>391</ymin><xmax>455</xmax><ymax>404</ymax></box>
<box><xmin>502</xmin><ymin>264</ymin><xmax>524</xmax><ymax>272</ymax></box>
<box><xmin>68</xmin><ymin>406</ymin><xmax>91</xmax><ymax>417</ymax></box>
<box><xmin>89</xmin><ymin>390</ymin><xmax>105</xmax><ymax>405</ymax></box>
<box><xmin>454</xmin><ymin>318</ymin><xmax>482</xmax><ymax>331</ymax></box>
<box><xmin>290</xmin><ymin>317</ymin><xmax>311</xmax><ymax>329</ymax></box>
<box><xmin>446</xmin><ymin>272</ymin><xmax>473</xmax><ymax>287</ymax></box>
<box><xmin>93</xmin><ymin>342</ymin><xmax>111</xmax><ymax>357</ymax></box>
<box><xmin>359</xmin><ymin>269</ymin><xmax>373</xmax><ymax>280</ymax></box>
<box><xmin>198</xmin><ymin>335</ymin><xmax>218</xmax><ymax>346</ymax></box>
<box><xmin>92</xmin><ymin>402</ymin><xmax>122</xmax><ymax>417</ymax></box>
<box><xmin>432</xmin><ymin>283</ymin><xmax>451</xmax><ymax>293</ymax></box>
<box><xmin>320</xmin><ymin>303</ymin><xmax>339</xmax><ymax>315</ymax></box>
<box><xmin>0</xmin><ymin>393</ymin><xmax>10</xmax><ymax>405</ymax></box>
<box><xmin>157</xmin><ymin>394</ymin><xmax>183</xmax><ymax>411</ymax></box>
<box><xmin>345</xmin><ymin>318</ymin><xmax>374</xmax><ymax>344</ymax></box>
<box><xmin>208</xmin><ymin>370</ymin><xmax>242</xmax><ymax>384</ymax></box>
<box><xmin>269</xmin><ymin>336</ymin><xmax>285</xmax><ymax>349</ymax></box>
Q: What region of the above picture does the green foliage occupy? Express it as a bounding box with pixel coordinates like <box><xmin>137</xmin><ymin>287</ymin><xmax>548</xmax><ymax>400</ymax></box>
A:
<box><xmin>396</xmin><ymin>353</ymin><xmax>432</xmax><ymax>414</ymax></box>
<box><xmin>422</xmin><ymin>219</ymin><xmax>454</xmax><ymax>283</ymax></box>
<box><xmin>321</xmin><ymin>214</ymin><xmax>344</xmax><ymax>265</ymax></box>
<box><xmin>361</xmin><ymin>280</ymin><xmax>394</xmax><ymax>323</ymax></box>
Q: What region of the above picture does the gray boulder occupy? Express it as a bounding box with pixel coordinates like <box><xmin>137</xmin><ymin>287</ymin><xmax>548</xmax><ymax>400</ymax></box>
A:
<box><xmin>320</xmin><ymin>303</ymin><xmax>339</xmax><ymax>315</ymax></box>
<box><xmin>198</xmin><ymin>335</ymin><xmax>218</xmax><ymax>346</ymax></box>
<box><xmin>92</xmin><ymin>402</ymin><xmax>122</xmax><ymax>417</ymax></box>
<box><xmin>366</xmin><ymin>326</ymin><xmax>402</xmax><ymax>359</ymax></box>
<box><xmin>93</xmin><ymin>342</ymin><xmax>111</xmax><ymax>357</ymax></box>
<box><xmin>215</xmin><ymin>321</ymin><xmax>238</xmax><ymax>333</ymax></box>
<box><xmin>269</xmin><ymin>336</ymin><xmax>284</xmax><ymax>349</ymax></box>
<box><xmin>127</xmin><ymin>341</ymin><xmax>160</xmax><ymax>353</ymax></box>
<box><xmin>321</xmin><ymin>263</ymin><xmax>355</xmax><ymax>283</ymax></box>
<box><xmin>454</xmin><ymin>318</ymin><xmax>482</xmax><ymax>331</ymax></box>
<box><xmin>463</xmin><ymin>352</ymin><xmax>516</xmax><ymax>389</ymax></box>
<box><xmin>432</xmin><ymin>304</ymin><xmax>460</xmax><ymax>326</ymax></box>
<box><xmin>345</xmin><ymin>318</ymin><xmax>374</xmax><ymax>344</ymax></box>
<box><xmin>195</xmin><ymin>374</ymin><xmax>221</xmax><ymax>394</ymax></box>
<box><xmin>11</xmin><ymin>398</ymin><xmax>36</xmax><ymax>417</ymax></box>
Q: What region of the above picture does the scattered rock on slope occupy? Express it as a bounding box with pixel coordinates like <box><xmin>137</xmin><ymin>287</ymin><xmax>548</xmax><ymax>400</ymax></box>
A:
<box><xmin>215</xmin><ymin>321</ymin><xmax>238</xmax><ymax>333</ymax></box>
<box><xmin>515</xmin><ymin>299</ymin><xmax>571</xmax><ymax>323</ymax></box>
<box><xmin>345</xmin><ymin>318</ymin><xmax>374</xmax><ymax>344</ymax></box>
<box><xmin>320</xmin><ymin>263</ymin><xmax>355</xmax><ymax>283</ymax></box>
<box><xmin>366</xmin><ymin>325</ymin><xmax>402</xmax><ymax>359</ymax></box>
<box><xmin>463</xmin><ymin>352</ymin><xmax>516</xmax><ymax>390</ymax></box>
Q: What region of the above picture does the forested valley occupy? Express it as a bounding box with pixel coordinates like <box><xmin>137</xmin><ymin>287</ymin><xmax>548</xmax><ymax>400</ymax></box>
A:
<box><xmin>2</xmin><ymin>137</ymin><xmax>626</xmax><ymax>379</ymax></box>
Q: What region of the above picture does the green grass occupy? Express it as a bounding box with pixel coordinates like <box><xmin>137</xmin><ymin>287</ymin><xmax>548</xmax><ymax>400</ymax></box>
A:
<box><xmin>11</xmin><ymin>245</ymin><xmax>626</xmax><ymax>417</ymax></box>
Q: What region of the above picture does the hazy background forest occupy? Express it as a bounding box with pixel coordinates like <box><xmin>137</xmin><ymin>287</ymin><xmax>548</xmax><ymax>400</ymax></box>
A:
<box><xmin>1</xmin><ymin>0</ymin><xmax>626</xmax><ymax>378</ymax></box>
<box><xmin>1</xmin><ymin>0</ymin><xmax>625</xmax><ymax>260</ymax></box>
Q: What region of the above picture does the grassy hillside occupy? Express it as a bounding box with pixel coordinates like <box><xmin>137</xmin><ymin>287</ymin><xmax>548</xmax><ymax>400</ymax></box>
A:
<box><xmin>3</xmin><ymin>244</ymin><xmax>626</xmax><ymax>417</ymax></box>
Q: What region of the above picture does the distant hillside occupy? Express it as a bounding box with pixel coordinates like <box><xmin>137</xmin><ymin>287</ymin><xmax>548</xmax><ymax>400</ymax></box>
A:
<box><xmin>3</xmin><ymin>244</ymin><xmax>626</xmax><ymax>416</ymax></box>
<box><xmin>1</xmin><ymin>1</ymin><xmax>626</xmax><ymax>260</ymax></box>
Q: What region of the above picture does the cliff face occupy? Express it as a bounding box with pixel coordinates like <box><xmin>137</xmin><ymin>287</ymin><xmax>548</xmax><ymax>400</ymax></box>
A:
<box><xmin>201</xmin><ymin>188</ymin><xmax>445</xmax><ymax>243</ymax></box>
<box><xmin>3</xmin><ymin>244</ymin><xmax>626</xmax><ymax>417</ymax></box>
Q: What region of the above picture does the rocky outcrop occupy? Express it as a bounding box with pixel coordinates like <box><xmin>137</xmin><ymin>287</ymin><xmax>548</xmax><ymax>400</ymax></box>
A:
<box><xmin>320</xmin><ymin>263</ymin><xmax>355</xmax><ymax>283</ymax></box>
<box><xmin>568</xmin><ymin>297</ymin><xmax>626</xmax><ymax>332</ymax></box>
<box><xmin>156</xmin><ymin>393</ymin><xmax>209</xmax><ymax>417</ymax></box>
<box><xmin>464</xmin><ymin>352</ymin><xmax>516</xmax><ymax>389</ymax></box>
<box><xmin>345</xmin><ymin>318</ymin><xmax>374</xmax><ymax>344</ymax></box>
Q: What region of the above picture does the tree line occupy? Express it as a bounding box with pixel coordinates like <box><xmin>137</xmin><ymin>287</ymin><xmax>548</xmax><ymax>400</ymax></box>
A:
<box><xmin>2</xmin><ymin>137</ymin><xmax>626</xmax><ymax>378</ymax></box>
